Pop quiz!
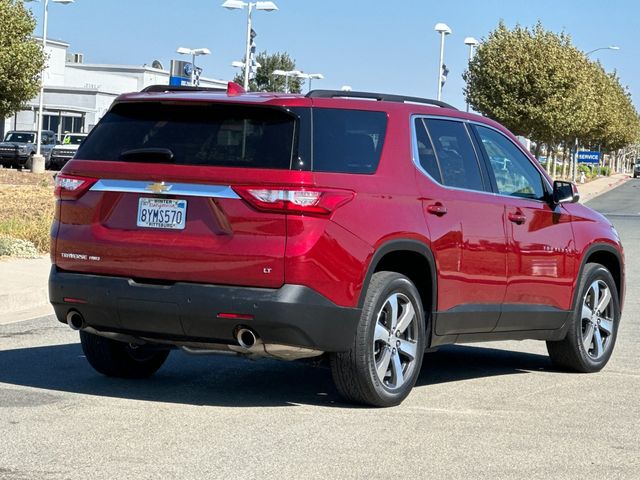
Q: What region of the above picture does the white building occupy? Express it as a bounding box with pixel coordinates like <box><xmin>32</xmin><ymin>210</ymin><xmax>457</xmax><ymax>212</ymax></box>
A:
<box><xmin>2</xmin><ymin>39</ymin><xmax>227</xmax><ymax>140</ymax></box>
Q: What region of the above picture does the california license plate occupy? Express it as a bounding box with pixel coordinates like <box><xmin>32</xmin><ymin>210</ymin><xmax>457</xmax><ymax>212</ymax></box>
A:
<box><xmin>137</xmin><ymin>198</ymin><xmax>187</xmax><ymax>230</ymax></box>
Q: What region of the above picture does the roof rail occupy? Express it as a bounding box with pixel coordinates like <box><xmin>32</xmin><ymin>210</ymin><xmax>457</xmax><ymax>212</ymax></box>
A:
<box><xmin>306</xmin><ymin>90</ymin><xmax>457</xmax><ymax>110</ymax></box>
<box><xmin>141</xmin><ymin>85</ymin><xmax>225</xmax><ymax>93</ymax></box>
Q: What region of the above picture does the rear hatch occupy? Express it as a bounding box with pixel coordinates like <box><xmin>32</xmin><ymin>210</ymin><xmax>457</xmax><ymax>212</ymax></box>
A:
<box><xmin>54</xmin><ymin>99</ymin><xmax>310</xmax><ymax>288</ymax></box>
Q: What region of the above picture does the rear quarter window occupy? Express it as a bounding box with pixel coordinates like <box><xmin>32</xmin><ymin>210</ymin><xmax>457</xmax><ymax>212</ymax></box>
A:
<box><xmin>312</xmin><ymin>108</ymin><xmax>387</xmax><ymax>174</ymax></box>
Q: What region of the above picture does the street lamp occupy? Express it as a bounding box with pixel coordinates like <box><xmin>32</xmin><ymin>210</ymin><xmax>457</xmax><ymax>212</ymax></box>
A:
<box><xmin>296</xmin><ymin>72</ymin><xmax>324</xmax><ymax>93</ymax></box>
<box><xmin>463</xmin><ymin>36</ymin><xmax>479</xmax><ymax>112</ymax></box>
<box><xmin>222</xmin><ymin>0</ymin><xmax>278</xmax><ymax>91</ymax></box>
<box><xmin>586</xmin><ymin>45</ymin><xmax>620</xmax><ymax>56</ymax></box>
<box><xmin>434</xmin><ymin>22</ymin><xmax>451</xmax><ymax>101</ymax></box>
<box><xmin>176</xmin><ymin>47</ymin><xmax>211</xmax><ymax>86</ymax></box>
<box><xmin>272</xmin><ymin>69</ymin><xmax>301</xmax><ymax>93</ymax></box>
<box><xmin>25</xmin><ymin>0</ymin><xmax>74</xmax><ymax>173</ymax></box>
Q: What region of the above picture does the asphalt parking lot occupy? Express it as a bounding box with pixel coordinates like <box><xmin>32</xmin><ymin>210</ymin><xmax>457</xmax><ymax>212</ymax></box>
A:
<box><xmin>1</xmin><ymin>182</ymin><xmax>639</xmax><ymax>480</ymax></box>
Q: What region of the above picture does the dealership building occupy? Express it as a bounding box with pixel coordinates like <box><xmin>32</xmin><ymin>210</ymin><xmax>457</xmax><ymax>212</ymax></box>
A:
<box><xmin>1</xmin><ymin>39</ymin><xmax>227</xmax><ymax>141</ymax></box>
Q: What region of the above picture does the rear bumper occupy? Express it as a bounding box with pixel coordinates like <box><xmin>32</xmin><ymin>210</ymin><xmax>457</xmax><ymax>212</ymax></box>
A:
<box><xmin>49</xmin><ymin>267</ymin><xmax>361</xmax><ymax>352</ymax></box>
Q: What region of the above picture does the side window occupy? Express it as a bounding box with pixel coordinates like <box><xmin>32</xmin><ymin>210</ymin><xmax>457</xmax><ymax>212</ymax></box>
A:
<box><xmin>413</xmin><ymin>118</ymin><xmax>442</xmax><ymax>182</ymax></box>
<box><xmin>475</xmin><ymin>125</ymin><xmax>545</xmax><ymax>200</ymax></box>
<box><xmin>424</xmin><ymin>119</ymin><xmax>484</xmax><ymax>191</ymax></box>
<box><xmin>312</xmin><ymin>108</ymin><xmax>387</xmax><ymax>174</ymax></box>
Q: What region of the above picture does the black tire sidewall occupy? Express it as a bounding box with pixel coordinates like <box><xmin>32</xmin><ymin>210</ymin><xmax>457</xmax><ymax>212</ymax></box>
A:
<box><xmin>361</xmin><ymin>273</ymin><xmax>426</xmax><ymax>405</ymax></box>
<box><xmin>569</xmin><ymin>264</ymin><xmax>620</xmax><ymax>371</ymax></box>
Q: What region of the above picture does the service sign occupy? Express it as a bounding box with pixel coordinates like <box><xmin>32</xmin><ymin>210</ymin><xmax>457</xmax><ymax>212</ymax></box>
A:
<box><xmin>577</xmin><ymin>151</ymin><xmax>601</xmax><ymax>164</ymax></box>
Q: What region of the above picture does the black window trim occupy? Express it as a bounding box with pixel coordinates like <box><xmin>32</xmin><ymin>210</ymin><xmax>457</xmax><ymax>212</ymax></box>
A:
<box><xmin>410</xmin><ymin>114</ymin><xmax>491</xmax><ymax>194</ymax></box>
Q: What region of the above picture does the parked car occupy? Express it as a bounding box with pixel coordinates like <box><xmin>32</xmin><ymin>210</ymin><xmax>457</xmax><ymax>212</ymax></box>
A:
<box><xmin>633</xmin><ymin>162</ymin><xmax>640</xmax><ymax>178</ymax></box>
<box><xmin>49</xmin><ymin>133</ymin><xmax>88</xmax><ymax>170</ymax></box>
<box><xmin>49</xmin><ymin>85</ymin><xmax>625</xmax><ymax>407</ymax></box>
<box><xmin>0</xmin><ymin>130</ymin><xmax>56</xmax><ymax>169</ymax></box>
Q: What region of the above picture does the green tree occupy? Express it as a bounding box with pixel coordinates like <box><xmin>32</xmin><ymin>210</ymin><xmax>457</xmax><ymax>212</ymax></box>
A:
<box><xmin>233</xmin><ymin>51</ymin><xmax>302</xmax><ymax>93</ymax></box>
<box><xmin>0</xmin><ymin>0</ymin><xmax>46</xmax><ymax>119</ymax></box>
<box><xmin>464</xmin><ymin>21</ymin><xmax>593</xmax><ymax>147</ymax></box>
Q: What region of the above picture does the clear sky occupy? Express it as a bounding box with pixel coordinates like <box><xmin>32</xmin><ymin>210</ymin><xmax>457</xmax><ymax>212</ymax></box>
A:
<box><xmin>26</xmin><ymin>0</ymin><xmax>639</xmax><ymax>111</ymax></box>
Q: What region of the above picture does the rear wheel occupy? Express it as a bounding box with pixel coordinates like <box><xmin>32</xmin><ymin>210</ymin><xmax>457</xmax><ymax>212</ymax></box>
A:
<box><xmin>547</xmin><ymin>263</ymin><xmax>619</xmax><ymax>372</ymax></box>
<box><xmin>331</xmin><ymin>272</ymin><xmax>426</xmax><ymax>407</ymax></box>
<box><xmin>80</xmin><ymin>330</ymin><xmax>170</xmax><ymax>378</ymax></box>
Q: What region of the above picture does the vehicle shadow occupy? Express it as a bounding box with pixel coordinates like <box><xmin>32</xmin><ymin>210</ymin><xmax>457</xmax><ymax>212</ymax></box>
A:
<box><xmin>0</xmin><ymin>342</ymin><xmax>553</xmax><ymax>408</ymax></box>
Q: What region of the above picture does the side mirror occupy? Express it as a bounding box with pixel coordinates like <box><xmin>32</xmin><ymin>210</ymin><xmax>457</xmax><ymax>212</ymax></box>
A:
<box><xmin>553</xmin><ymin>180</ymin><xmax>580</xmax><ymax>205</ymax></box>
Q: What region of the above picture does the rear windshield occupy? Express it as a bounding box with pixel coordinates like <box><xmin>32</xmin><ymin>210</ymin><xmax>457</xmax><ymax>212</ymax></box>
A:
<box><xmin>4</xmin><ymin>132</ymin><xmax>34</xmax><ymax>143</ymax></box>
<box><xmin>76</xmin><ymin>102</ymin><xmax>297</xmax><ymax>169</ymax></box>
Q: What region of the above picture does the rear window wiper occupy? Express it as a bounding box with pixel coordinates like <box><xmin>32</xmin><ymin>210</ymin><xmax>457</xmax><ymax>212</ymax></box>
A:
<box><xmin>119</xmin><ymin>148</ymin><xmax>175</xmax><ymax>163</ymax></box>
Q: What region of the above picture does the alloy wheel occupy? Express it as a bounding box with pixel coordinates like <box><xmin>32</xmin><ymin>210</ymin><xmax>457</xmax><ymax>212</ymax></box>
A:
<box><xmin>581</xmin><ymin>280</ymin><xmax>614</xmax><ymax>360</ymax></box>
<box><xmin>373</xmin><ymin>292</ymin><xmax>419</xmax><ymax>390</ymax></box>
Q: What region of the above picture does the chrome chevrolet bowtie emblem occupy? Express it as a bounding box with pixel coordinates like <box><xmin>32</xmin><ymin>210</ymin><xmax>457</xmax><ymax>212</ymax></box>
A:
<box><xmin>145</xmin><ymin>182</ymin><xmax>172</xmax><ymax>194</ymax></box>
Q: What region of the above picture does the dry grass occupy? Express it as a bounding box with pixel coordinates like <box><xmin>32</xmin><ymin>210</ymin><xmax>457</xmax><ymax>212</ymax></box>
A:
<box><xmin>0</xmin><ymin>169</ymin><xmax>56</xmax><ymax>253</ymax></box>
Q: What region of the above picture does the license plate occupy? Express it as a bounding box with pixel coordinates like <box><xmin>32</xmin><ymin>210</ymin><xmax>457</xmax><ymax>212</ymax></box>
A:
<box><xmin>137</xmin><ymin>198</ymin><xmax>187</xmax><ymax>230</ymax></box>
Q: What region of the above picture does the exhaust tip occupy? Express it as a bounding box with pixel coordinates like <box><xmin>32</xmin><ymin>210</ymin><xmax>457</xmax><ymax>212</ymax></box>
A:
<box><xmin>66</xmin><ymin>310</ymin><xmax>85</xmax><ymax>331</ymax></box>
<box><xmin>236</xmin><ymin>327</ymin><xmax>257</xmax><ymax>349</ymax></box>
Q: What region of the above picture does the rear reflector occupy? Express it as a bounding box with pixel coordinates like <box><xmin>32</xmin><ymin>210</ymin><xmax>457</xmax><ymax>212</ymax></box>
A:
<box><xmin>63</xmin><ymin>297</ymin><xmax>87</xmax><ymax>304</ymax></box>
<box><xmin>217</xmin><ymin>313</ymin><xmax>254</xmax><ymax>321</ymax></box>
<box><xmin>54</xmin><ymin>174</ymin><xmax>97</xmax><ymax>200</ymax></box>
<box><xmin>233</xmin><ymin>186</ymin><xmax>354</xmax><ymax>216</ymax></box>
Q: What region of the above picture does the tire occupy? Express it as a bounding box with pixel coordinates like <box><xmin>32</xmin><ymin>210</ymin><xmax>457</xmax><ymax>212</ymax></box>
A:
<box><xmin>547</xmin><ymin>263</ymin><xmax>620</xmax><ymax>373</ymax></box>
<box><xmin>330</xmin><ymin>272</ymin><xmax>426</xmax><ymax>407</ymax></box>
<box><xmin>80</xmin><ymin>330</ymin><xmax>170</xmax><ymax>378</ymax></box>
<box><xmin>23</xmin><ymin>154</ymin><xmax>33</xmax><ymax>171</ymax></box>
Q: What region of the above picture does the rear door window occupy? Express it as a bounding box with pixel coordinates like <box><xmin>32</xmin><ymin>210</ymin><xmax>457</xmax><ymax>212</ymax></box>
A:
<box><xmin>76</xmin><ymin>102</ymin><xmax>298</xmax><ymax>169</ymax></box>
<box><xmin>424</xmin><ymin>119</ymin><xmax>485</xmax><ymax>191</ymax></box>
<box><xmin>312</xmin><ymin>108</ymin><xmax>387</xmax><ymax>174</ymax></box>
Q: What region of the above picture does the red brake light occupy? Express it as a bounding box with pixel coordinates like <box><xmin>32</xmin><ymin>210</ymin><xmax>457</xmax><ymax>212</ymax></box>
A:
<box><xmin>54</xmin><ymin>174</ymin><xmax>97</xmax><ymax>200</ymax></box>
<box><xmin>233</xmin><ymin>186</ymin><xmax>354</xmax><ymax>216</ymax></box>
<box><xmin>227</xmin><ymin>81</ymin><xmax>246</xmax><ymax>96</ymax></box>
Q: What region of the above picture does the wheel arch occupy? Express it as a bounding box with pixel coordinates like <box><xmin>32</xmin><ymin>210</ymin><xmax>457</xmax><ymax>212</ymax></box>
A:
<box><xmin>574</xmin><ymin>243</ymin><xmax>624</xmax><ymax>311</ymax></box>
<box><xmin>359</xmin><ymin>240</ymin><xmax>437</xmax><ymax>342</ymax></box>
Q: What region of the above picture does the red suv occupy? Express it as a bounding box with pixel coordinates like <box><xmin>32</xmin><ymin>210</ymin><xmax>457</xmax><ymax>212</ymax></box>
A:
<box><xmin>49</xmin><ymin>85</ymin><xmax>624</xmax><ymax>407</ymax></box>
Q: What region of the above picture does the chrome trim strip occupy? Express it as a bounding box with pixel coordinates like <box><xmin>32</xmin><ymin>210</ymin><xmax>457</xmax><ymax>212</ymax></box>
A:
<box><xmin>90</xmin><ymin>179</ymin><xmax>241</xmax><ymax>199</ymax></box>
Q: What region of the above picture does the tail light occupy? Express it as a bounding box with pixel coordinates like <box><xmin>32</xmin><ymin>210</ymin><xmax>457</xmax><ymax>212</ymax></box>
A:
<box><xmin>54</xmin><ymin>174</ymin><xmax>97</xmax><ymax>200</ymax></box>
<box><xmin>233</xmin><ymin>186</ymin><xmax>354</xmax><ymax>216</ymax></box>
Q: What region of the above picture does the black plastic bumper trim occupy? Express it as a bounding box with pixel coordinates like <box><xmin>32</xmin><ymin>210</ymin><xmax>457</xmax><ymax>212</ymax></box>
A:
<box><xmin>49</xmin><ymin>267</ymin><xmax>361</xmax><ymax>352</ymax></box>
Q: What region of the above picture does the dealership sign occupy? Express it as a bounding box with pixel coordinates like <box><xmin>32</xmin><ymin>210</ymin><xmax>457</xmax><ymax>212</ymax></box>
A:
<box><xmin>577</xmin><ymin>151</ymin><xmax>601</xmax><ymax>164</ymax></box>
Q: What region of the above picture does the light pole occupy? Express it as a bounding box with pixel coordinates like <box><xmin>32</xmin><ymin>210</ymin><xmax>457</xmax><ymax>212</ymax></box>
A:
<box><xmin>586</xmin><ymin>45</ymin><xmax>620</xmax><ymax>56</ymax></box>
<box><xmin>26</xmin><ymin>0</ymin><xmax>74</xmax><ymax>173</ymax></box>
<box><xmin>176</xmin><ymin>47</ymin><xmax>211</xmax><ymax>86</ymax></box>
<box><xmin>463</xmin><ymin>36</ymin><xmax>479</xmax><ymax>112</ymax></box>
<box><xmin>272</xmin><ymin>69</ymin><xmax>301</xmax><ymax>93</ymax></box>
<box><xmin>295</xmin><ymin>72</ymin><xmax>324</xmax><ymax>93</ymax></box>
<box><xmin>222</xmin><ymin>0</ymin><xmax>278</xmax><ymax>91</ymax></box>
<box><xmin>434</xmin><ymin>22</ymin><xmax>451</xmax><ymax>101</ymax></box>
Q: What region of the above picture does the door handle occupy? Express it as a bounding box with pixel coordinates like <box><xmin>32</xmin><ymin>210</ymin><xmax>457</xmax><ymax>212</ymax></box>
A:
<box><xmin>426</xmin><ymin>203</ymin><xmax>447</xmax><ymax>216</ymax></box>
<box><xmin>508</xmin><ymin>211</ymin><xmax>526</xmax><ymax>224</ymax></box>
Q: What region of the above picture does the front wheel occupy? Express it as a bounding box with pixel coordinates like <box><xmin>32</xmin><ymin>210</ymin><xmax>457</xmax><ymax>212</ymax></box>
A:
<box><xmin>80</xmin><ymin>330</ymin><xmax>170</xmax><ymax>378</ymax></box>
<box><xmin>547</xmin><ymin>263</ymin><xmax>620</xmax><ymax>372</ymax></box>
<box><xmin>331</xmin><ymin>272</ymin><xmax>426</xmax><ymax>407</ymax></box>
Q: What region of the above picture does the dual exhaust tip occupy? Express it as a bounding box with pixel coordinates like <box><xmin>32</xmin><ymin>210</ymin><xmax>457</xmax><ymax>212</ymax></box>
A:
<box><xmin>67</xmin><ymin>310</ymin><xmax>259</xmax><ymax>350</ymax></box>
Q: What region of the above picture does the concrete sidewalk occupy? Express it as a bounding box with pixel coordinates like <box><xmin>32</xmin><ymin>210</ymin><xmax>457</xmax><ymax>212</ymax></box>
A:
<box><xmin>0</xmin><ymin>256</ymin><xmax>53</xmax><ymax>325</ymax></box>
<box><xmin>0</xmin><ymin>173</ymin><xmax>631</xmax><ymax>325</ymax></box>
<box><xmin>577</xmin><ymin>172</ymin><xmax>630</xmax><ymax>203</ymax></box>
